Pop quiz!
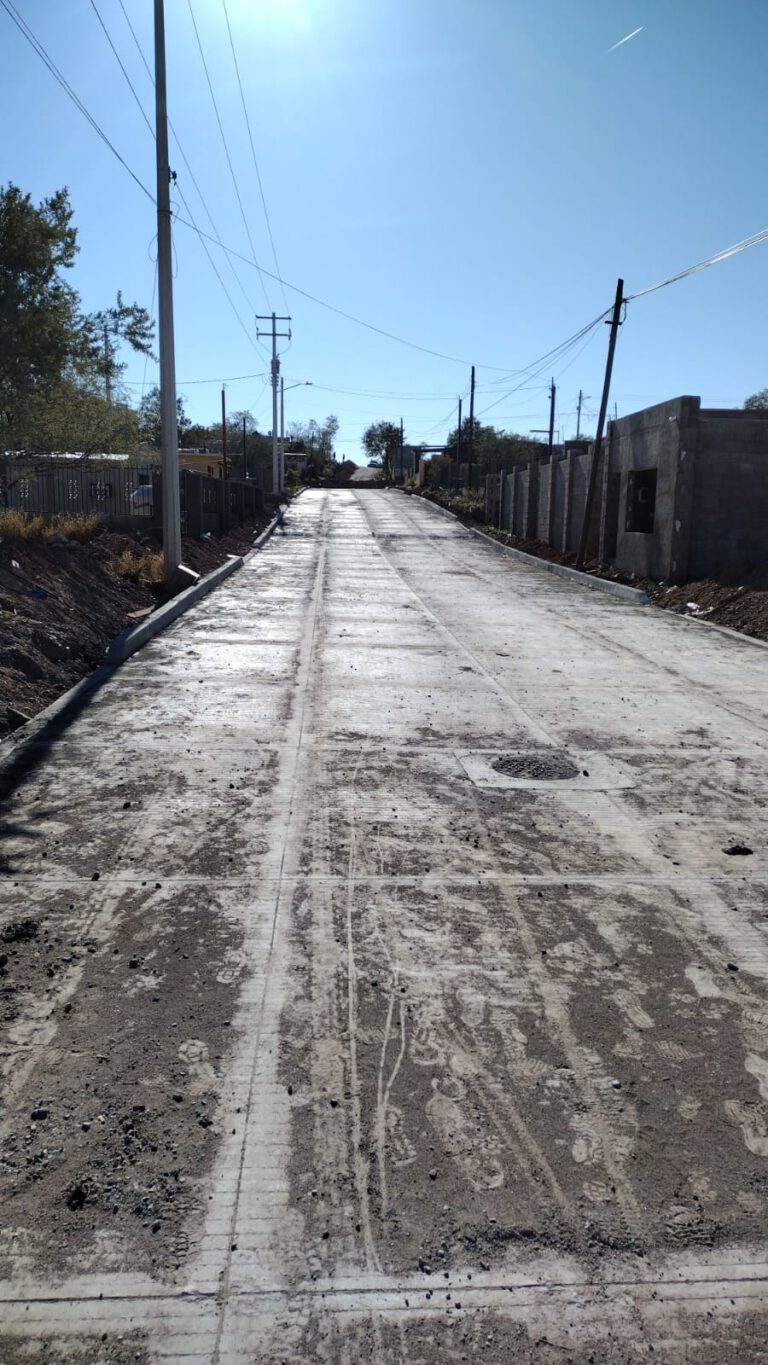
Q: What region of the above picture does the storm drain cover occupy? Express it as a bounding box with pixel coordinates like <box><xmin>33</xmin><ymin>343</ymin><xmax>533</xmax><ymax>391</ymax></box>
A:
<box><xmin>455</xmin><ymin>749</ymin><xmax>634</xmax><ymax>792</ymax></box>
<box><xmin>492</xmin><ymin>752</ymin><xmax>579</xmax><ymax>782</ymax></box>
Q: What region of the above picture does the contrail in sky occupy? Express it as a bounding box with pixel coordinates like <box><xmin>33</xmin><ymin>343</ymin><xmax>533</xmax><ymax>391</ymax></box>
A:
<box><xmin>607</xmin><ymin>25</ymin><xmax>643</xmax><ymax>52</ymax></box>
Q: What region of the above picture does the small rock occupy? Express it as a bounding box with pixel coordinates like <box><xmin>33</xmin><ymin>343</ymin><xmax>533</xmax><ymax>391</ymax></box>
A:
<box><xmin>30</xmin><ymin>1107</ymin><xmax>49</xmax><ymax>1121</ymax></box>
<box><xmin>128</xmin><ymin>958</ymin><xmax>140</xmax><ymax>969</ymax></box>
<box><xmin>727</xmin><ymin>962</ymin><xmax>740</xmax><ymax>972</ymax></box>
<box><xmin>429</xmin><ymin>1168</ymin><xmax>438</xmax><ymax>1180</ymax></box>
<box><xmin>723</xmin><ymin>844</ymin><xmax>753</xmax><ymax>857</ymax></box>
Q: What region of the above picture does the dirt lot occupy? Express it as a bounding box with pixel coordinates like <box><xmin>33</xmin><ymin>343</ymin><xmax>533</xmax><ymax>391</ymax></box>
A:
<box><xmin>0</xmin><ymin>514</ymin><xmax>270</xmax><ymax>739</ymax></box>
<box><xmin>417</xmin><ymin>487</ymin><xmax>768</xmax><ymax>644</ymax></box>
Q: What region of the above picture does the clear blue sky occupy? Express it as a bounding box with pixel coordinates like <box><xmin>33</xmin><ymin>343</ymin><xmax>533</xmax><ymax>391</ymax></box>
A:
<box><xmin>2</xmin><ymin>0</ymin><xmax>767</xmax><ymax>459</ymax></box>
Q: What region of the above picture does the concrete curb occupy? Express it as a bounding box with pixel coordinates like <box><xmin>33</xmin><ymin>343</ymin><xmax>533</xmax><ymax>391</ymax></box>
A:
<box><xmin>1</xmin><ymin>504</ymin><xmax>291</xmax><ymax>767</ymax></box>
<box><xmin>405</xmin><ymin>492</ymin><xmax>650</xmax><ymax>605</ymax></box>
<box><xmin>108</xmin><ymin>498</ymin><xmax>292</xmax><ymax>663</ymax></box>
<box><xmin>106</xmin><ymin>555</ymin><xmax>243</xmax><ymax>664</ymax></box>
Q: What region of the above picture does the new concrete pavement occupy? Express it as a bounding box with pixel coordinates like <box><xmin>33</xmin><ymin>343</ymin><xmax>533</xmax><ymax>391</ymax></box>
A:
<box><xmin>2</xmin><ymin>488</ymin><xmax>768</xmax><ymax>1362</ymax></box>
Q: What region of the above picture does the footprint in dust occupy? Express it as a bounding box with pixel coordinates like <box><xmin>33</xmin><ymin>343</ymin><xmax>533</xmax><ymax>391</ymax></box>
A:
<box><xmin>724</xmin><ymin>1099</ymin><xmax>768</xmax><ymax>1157</ymax></box>
<box><xmin>178</xmin><ymin>1038</ymin><xmax>216</xmax><ymax>1090</ymax></box>
<box><xmin>745</xmin><ymin>1053</ymin><xmax>768</xmax><ymax>1100</ymax></box>
<box><xmin>685</xmin><ymin>965</ymin><xmax>722</xmax><ymax>999</ymax></box>
<box><xmin>613</xmin><ymin>989</ymin><xmax>654</xmax><ymax>1031</ymax></box>
<box><xmin>216</xmin><ymin>949</ymin><xmax>245</xmax><ymax>985</ymax></box>
<box><xmin>427</xmin><ymin>1078</ymin><xmax>504</xmax><ymax>1190</ymax></box>
<box><xmin>386</xmin><ymin>1106</ymin><xmax>417</xmax><ymax>1168</ymax></box>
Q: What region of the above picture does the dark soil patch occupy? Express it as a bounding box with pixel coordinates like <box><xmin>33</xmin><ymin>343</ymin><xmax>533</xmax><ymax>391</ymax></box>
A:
<box><xmin>0</xmin><ymin>515</ymin><xmax>269</xmax><ymax>739</ymax></box>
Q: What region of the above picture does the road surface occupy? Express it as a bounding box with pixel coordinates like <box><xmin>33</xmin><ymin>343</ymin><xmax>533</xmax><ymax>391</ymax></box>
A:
<box><xmin>2</xmin><ymin>488</ymin><xmax>768</xmax><ymax>1362</ymax></box>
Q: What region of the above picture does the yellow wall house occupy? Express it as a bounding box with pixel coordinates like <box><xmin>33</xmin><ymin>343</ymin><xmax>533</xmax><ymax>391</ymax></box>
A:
<box><xmin>178</xmin><ymin>450</ymin><xmax>224</xmax><ymax>478</ymax></box>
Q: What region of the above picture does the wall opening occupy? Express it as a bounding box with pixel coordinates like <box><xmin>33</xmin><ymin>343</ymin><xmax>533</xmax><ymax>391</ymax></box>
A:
<box><xmin>626</xmin><ymin>468</ymin><xmax>657</xmax><ymax>533</ymax></box>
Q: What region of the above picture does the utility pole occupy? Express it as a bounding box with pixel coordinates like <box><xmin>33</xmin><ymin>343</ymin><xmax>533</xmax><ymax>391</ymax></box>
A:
<box><xmin>154</xmin><ymin>0</ymin><xmax>182</xmax><ymax>583</ymax></box>
<box><xmin>575</xmin><ymin>278</ymin><xmax>624</xmax><ymax>570</ymax></box>
<box><xmin>221</xmin><ymin>385</ymin><xmax>228</xmax><ymax>480</ymax></box>
<box><xmin>103</xmin><ymin>323</ymin><xmax>112</xmax><ymax>403</ymax></box>
<box><xmin>242</xmin><ymin>413</ymin><xmax>247</xmax><ymax>480</ymax></box>
<box><xmin>456</xmin><ymin>396</ymin><xmax>462</xmax><ymax>492</ymax></box>
<box><xmin>576</xmin><ymin>388</ymin><xmax>586</xmax><ymax>440</ymax></box>
<box><xmin>467</xmin><ymin>365</ymin><xmax>475</xmax><ymax>491</ymax></box>
<box><xmin>279</xmin><ymin>376</ymin><xmax>284</xmax><ymax>491</ymax></box>
<box><xmin>256</xmin><ymin>312</ymin><xmax>291</xmax><ymax>493</ymax></box>
<box><xmin>399</xmin><ymin>418</ymin><xmax>404</xmax><ymax>481</ymax></box>
<box><xmin>547</xmin><ymin>378</ymin><xmax>556</xmax><ymax>465</ymax></box>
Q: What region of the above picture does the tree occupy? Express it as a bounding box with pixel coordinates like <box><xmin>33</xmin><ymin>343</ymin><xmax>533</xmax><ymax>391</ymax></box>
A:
<box><xmin>317</xmin><ymin>414</ymin><xmax>339</xmax><ymax>460</ymax></box>
<box><xmin>16</xmin><ymin>374</ymin><xmax>138</xmax><ymax>453</ymax></box>
<box><xmin>138</xmin><ymin>385</ymin><xmax>190</xmax><ymax>447</ymax></box>
<box><xmin>86</xmin><ymin>291</ymin><xmax>154</xmax><ymax>401</ymax></box>
<box><xmin>744</xmin><ymin>390</ymin><xmax>768</xmax><ymax>410</ymax></box>
<box><xmin>362</xmin><ymin>420</ymin><xmax>401</xmax><ymax>481</ymax></box>
<box><xmin>0</xmin><ymin>184</ymin><xmax>84</xmax><ymax>437</ymax></box>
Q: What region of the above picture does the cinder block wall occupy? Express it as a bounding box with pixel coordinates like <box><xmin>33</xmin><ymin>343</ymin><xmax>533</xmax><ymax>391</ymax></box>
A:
<box><xmin>688</xmin><ymin>412</ymin><xmax>768</xmax><ymax>577</ymax></box>
<box><xmin>607</xmin><ymin>397</ymin><xmax>696</xmax><ymax>580</ymax></box>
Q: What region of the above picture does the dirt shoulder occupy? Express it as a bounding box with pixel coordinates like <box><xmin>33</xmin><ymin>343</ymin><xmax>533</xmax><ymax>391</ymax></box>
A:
<box><xmin>414</xmin><ymin>487</ymin><xmax>768</xmax><ymax>644</ymax></box>
<box><xmin>0</xmin><ymin>513</ymin><xmax>270</xmax><ymax>739</ymax></box>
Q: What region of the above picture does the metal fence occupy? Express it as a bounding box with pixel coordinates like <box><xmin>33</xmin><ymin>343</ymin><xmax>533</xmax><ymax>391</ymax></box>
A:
<box><xmin>0</xmin><ymin>459</ymin><xmax>157</xmax><ymax>523</ymax></box>
<box><xmin>0</xmin><ymin>459</ymin><xmax>265</xmax><ymax>536</ymax></box>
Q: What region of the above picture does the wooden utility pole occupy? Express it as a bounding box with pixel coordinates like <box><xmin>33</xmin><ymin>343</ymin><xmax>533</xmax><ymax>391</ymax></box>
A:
<box><xmin>575</xmin><ymin>279</ymin><xmax>624</xmax><ymax>570</ymax></box>
<box><xmin>467</xmin><ymin>365</ymin><xmax>475</xmax><ymax>491</ymax></box>
<box><xmin>547</xmin><ymin>378</ymin><xmax>556</xmax><ymax>464</ymax></box>
<box><xmin>221</xmin><ymin>386</ymin><xmax>228</xmax><ymax>480</ymax></box>
<box><xmin>154</xmin><ymin>0</ymin><xmax>182</xmax><ymax>583</ymax></box>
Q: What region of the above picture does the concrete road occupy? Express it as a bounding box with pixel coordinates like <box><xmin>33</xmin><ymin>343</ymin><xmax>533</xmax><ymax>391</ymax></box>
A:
<box><xmin>2</xmin><ymin>488</ymin><xmax>768</xmax><ymax>1363</ymax></box>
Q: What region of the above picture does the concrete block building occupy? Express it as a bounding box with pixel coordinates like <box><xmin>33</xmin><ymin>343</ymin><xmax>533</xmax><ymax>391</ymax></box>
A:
<box><xmin>485</xmin><ymin>397</ymin><xmax>768</xmax><ymax>583</ymax></box>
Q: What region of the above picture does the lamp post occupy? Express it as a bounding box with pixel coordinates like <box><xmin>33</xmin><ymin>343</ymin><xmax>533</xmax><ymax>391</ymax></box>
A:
<box><xmin>280</xmin><ymin>380</ymin><xmax>312</xmax><ymax>487</ymax></box>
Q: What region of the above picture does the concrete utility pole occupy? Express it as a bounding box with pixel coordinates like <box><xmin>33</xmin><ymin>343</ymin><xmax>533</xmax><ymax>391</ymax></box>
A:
<box><xmin>221</xmin><ymin>385</ymin><xmax>228</xmax><ymax>480</ymax></box>
<box><xmin>576</xmin><ymin>278</ymin><xmax>624</xmax><ymax>570</ymax></box>
<box><xmin>256</xmin><ymin>313</ymin><xmax>291</xmax><ymax>493</ymax></box>
<box><xmin>576</xmin><ymin>389</ymin><xmax>587</xmax><ymax>440</ymax></box>
<box><xmin>154</xmin><ymin>0</ymin><xmax>182</xmax><ymax>584</ymax></box>
<box><xmin>280</xmin><ymin>376</ymin><xmax>284</xmax><ymax>490</ymax></box>
<box><xmin>103</xmin><ymin>323</ymin><xmax>112</xmax><ymax>403</ymax></box>
<box><xmin>467</xmin><ymin>365</ymin><xmax>475</xmax><ymax>491</ymax></box>
<box><xmin>399</xmin><ymin>418</ymin><xmax>404</xmax><ymax>481</ymax></box>
<box><xmin>456</xmin><ymin>397</ymin><xmax>463</xmax><ymax>492</ymax></box>
<box><xmin>242</xmin><ymin>414</ymin><xmax>247</xmax><ymax>480</ymax></box>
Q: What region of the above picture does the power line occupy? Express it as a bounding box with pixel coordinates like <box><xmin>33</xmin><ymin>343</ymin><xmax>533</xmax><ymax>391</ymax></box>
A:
<box><xmin>0</xmin><ymin>0</ymin><xmax>153</xmax><ymax>203</ymax></box>
<box><xmin>90</xmin><ymin>0</ymin><xmax>263</xmax><ymax>356</ymax></box>
<box><xmin>628</xmin><ymin>226</ymin><xmax>768</xmax><ymax>300</ymax></box>
<box><xmin>221</xmin><ymin>0</ymin><xmax>289</xmax><ymax>315</ymax></box>
<box><xmin>186</xmin><ymin>0</ymin><xmax>271</xmax><ymax>310</ymax></box>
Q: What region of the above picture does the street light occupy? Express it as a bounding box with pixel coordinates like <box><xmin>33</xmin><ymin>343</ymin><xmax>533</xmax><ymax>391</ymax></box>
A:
<box><xmin>280</xmin><ymin>380</ymin><xmax>312</xmax><ymax>488</ymax></box>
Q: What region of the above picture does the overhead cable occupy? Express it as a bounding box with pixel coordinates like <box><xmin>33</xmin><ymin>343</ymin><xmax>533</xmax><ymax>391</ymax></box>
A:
<box><xmin>186</xmin><ymin>0</ymin><xmax>271</xmax><ymax>309</ymax></box>
<box><xmin>221</xmin><ymin>0</ymin><xmax>289</xmax><ymax>314</ymax></box>
<box><xmin>628</xmin><ymin>226</ymin><xmax>768</xmax><ymax>300</ymax></box>
<box><xmin>0</xmin><ymin>0</ymin><xmax>153</xmax><ymax>203</ymax></box>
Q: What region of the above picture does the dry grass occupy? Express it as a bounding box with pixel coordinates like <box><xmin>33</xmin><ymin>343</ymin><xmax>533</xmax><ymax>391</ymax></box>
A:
<box><xmin>0</xmin><ymin>509</ymin><xmax>46</xmax><ymax>541</ymax></box>
<box><xmin>48</xmin><ymin>513</ymin><xmax>100</xmax><ymax>542</ymax></box>
<box><xmin>114</xmin><ymin>546</ymin><xmax>164</xmax><ymax>585</ymax></box>
<box><xmin>0</xmin><ymin>509</ymin><xmax>101</xmax><ymax>544</ymax></box>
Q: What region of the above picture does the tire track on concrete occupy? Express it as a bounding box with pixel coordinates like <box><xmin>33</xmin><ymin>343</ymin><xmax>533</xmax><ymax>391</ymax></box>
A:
<box><xmin>210</xmin><ymin>501</ymin><xmax>330</xmax><ymax>1361</ymax></box>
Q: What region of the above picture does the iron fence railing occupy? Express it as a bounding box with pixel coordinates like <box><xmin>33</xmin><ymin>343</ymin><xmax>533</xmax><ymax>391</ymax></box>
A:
<box><xmin>0</xmin><ymin>459</ymin><xmax>265</xmax><ymax>537</ymax></box>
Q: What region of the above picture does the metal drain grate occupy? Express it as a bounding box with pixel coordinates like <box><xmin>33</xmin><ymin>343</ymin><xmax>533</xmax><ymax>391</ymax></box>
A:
<box><xmin>455</xmin><ymin>749</ymin><xmax>634</xmax><ymax>792</ymax></box>
<box><xmin>492</xmin><ymin>752</ymin><xmax>580</xmax><ymax>782</ymax></box>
